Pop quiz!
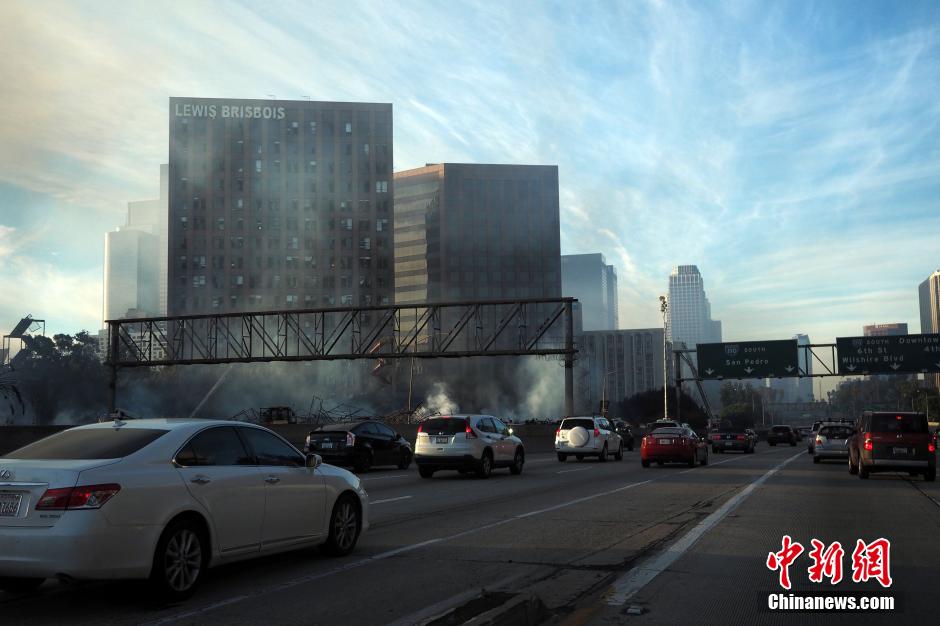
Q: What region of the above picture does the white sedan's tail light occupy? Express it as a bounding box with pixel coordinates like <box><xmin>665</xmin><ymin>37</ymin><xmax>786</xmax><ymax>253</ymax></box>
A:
<box><xmin>35</xmin><ymin>484</ymin><xmax>121</xmax><ymax>510</ymax></box>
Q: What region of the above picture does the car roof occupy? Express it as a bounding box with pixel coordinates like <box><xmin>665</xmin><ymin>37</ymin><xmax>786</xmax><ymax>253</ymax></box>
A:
<box><xmin>73</xmin><ymin>418</ymin><xmax>246</xmax><ymax>431</ymax></box>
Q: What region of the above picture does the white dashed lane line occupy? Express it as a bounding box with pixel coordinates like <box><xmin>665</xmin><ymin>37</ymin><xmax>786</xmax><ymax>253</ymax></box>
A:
<box><xmin>370</xmin><ymin>495</ymin><xmax>414</xmax><ymax>505</ymax></box>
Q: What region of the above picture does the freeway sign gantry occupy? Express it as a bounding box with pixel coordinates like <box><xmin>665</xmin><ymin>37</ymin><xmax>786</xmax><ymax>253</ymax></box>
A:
<box><xmin>695</xmin><ymin>340</ymin><xmax>799</xmax><ymax>380</ymax></box>
<box><xmin>836</xmin><ymin>333</ymin><xmax>940</xmax><ymax>375</ymax></box>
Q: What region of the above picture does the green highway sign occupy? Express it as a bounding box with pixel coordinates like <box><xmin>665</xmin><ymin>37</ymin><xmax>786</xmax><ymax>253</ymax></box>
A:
<box><xmin>695</xmin><ymin>340</ymin><xmax>799</xmax><ymax>379</ymax></box>
<box><xmin>836</xmin><ymin>333</ymin><xmax>940</xmax><ymax>375</ymax></box>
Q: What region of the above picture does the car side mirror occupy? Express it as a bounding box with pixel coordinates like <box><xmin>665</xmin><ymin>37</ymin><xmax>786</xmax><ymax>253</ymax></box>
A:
<box><xmin>306</xmin><ymin>453</ymin><xmax>322</xmax><ymax>469</ymax></box>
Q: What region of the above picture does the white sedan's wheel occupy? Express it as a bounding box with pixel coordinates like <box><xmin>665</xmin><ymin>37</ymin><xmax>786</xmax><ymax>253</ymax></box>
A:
<box><xmin>323</xmin><ymin>495</ymin><xmax>361</xmax><ymax>556</ymax></box>
<box><xmin>151</xmin><ymin>519</ymin><xmax>206</xmax><ymax>600</ymax></box>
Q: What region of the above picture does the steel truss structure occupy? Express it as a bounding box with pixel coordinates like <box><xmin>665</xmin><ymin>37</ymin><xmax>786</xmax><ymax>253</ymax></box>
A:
<box><xmin>105</xmin><ymin>297</ymin><xmax>577</xmax><ymax>414</ymax></box>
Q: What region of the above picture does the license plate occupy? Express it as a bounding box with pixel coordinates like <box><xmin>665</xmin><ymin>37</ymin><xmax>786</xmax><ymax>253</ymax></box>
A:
<box><xmin>659</xmin><ymin>439</ymin><xmax>672</xmax><ymax>445</ymax></box>
<box><xmin>0</xmin><ymin>493</ymin><xmax>22</xmax><ymax>517</ymax></box>
<box><xmin>724</xmin><ymin>441</ymin><xmax>734</xmax><ymax>447</ymax></box>
<box><xmin>320</xmin><ymin>442</ymin><xmax>333</xmax><ymax>449</ymax></box>
<box><xmin>892</xmin><ymin>447</ymin><xmax>908</xmax><ymax>455</ymax></box>
<box><xmin>436</xmin><ymin>437</ymin><xmax>449</xmax><ymax>444</ymax></box>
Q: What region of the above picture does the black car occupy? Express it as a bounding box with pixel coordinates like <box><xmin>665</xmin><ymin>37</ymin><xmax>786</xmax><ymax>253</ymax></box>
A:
<box><xmin>612</xmin><ymin>420</ymin><xmax>635</xmax><ymax>451</ymax></box>
<box><xmin>766</xmin><ymin>425</ymin><xmax>798</xmax><ymax>446</ymax></box>
<box><xmin>305</xmin><ymin>420</ymin><xmax>412</xmax><ymax>472</ymax></box>
<box><xmin>709</xmin><ymin>427</ymin><xmax>756</xmax><ymax>453</ymax></box>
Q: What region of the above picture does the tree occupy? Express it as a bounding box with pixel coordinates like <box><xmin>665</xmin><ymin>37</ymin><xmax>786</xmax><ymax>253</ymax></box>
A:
<box><xmin>622</xmin><ymin>386</ymin><xmax>709</xmax><ymax>429</ymax></box>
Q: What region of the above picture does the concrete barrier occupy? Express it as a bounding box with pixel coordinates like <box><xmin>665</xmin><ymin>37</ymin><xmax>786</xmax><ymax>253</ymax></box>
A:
<box><xmin>0</xmin><ymin>421</ymin><xmax>562</xmax><ymax>458</ymax></box>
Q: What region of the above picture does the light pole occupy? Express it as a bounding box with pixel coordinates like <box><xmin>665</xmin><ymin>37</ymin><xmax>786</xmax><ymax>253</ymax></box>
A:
<box><xmin>660</xmin><ymin>295</ymin><xmax>669</xmax><ymax>420</ymax></box>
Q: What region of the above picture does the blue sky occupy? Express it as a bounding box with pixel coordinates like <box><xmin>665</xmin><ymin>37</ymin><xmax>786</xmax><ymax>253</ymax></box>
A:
<box><xmin>1</xmin><ymin>0</ymin><xmax>938</xmax><ymax>346</ymax></box>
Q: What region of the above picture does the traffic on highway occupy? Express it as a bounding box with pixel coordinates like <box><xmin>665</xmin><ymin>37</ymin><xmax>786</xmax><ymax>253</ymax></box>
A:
<box><xmin>1</xmin><ymin>412</ymin><xmax>937</xmax><ymax>624</ymax></box>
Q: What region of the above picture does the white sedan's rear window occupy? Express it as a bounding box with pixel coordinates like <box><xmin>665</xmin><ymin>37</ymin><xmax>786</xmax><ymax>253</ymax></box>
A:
<box><xmin>5</xmin><ymin>428</ymin><xmax>168</xmax><ymax>460</ymax></box>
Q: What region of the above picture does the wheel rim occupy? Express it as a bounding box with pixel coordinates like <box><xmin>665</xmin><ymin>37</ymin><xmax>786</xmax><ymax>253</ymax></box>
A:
<box><xmin>333</xmin><ymin>500</ymin><xmax>358</xmax><ymax>551</ymax></box>
<box><xmin>483</xmin><ymin>455</ymin><xmax>491</xmax><ymax>474</ymax></box>
<box><xmin>515</xmin><ymin>452</ymin><xmax>523</xmax><ymax>468</ymax></box>
<box><xmin>164</xmin><ymin>529</ymin><xmax>202</xmax><ymax>592</ymax></box>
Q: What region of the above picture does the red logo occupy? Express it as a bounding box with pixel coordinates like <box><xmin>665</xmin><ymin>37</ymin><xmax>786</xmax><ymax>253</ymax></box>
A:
<box><xmin>766</xmin><ymin>535</ymin><xmax>805</xmax><ymax>590</ymax></box>
<box><xmin>851</xmin><ymin>538</ymin><xmax>892</xmax><ymax>588</ymax></box>
<box><xmin>807</xmin><ymin>539</ymin><xmax>845</xmax><ymax>584</ymax></box>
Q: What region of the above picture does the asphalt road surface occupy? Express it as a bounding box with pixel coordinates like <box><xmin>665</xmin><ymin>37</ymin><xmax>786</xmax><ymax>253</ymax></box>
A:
<box><xmin>2</xmin><ymin>445</ymin><xmax>938</xmax><ymax>625</ymax></box>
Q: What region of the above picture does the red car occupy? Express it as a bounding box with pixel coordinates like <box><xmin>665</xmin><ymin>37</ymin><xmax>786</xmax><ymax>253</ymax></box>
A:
<box><xmin>641</xmin><ymin>427</ymin><xmax>709</xmax><ymax>467</ymax></box>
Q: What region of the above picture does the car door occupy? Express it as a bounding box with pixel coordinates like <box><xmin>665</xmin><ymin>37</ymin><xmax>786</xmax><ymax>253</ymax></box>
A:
<box><xmin>376</xmin><ymin>422</ymin><xmax>405</xmax><ymax>464</ymax></box>
<box><xmin>238</xmin><ymin>426</ymin><xmax>326</xmax><ymax>549</ymax></box>
<box><xmin>174</xmin><ymin>426</ymin><xmax>265</xmax><ymax>556</ymax></box>
<box><xmin>355</xmin><ymin>423</ymin><xmax>381</xmax><ymax>465</ymax></box>
<box><xmin>491</xmin><ymin>417</ymin><xmax>515</xmax><ymax>461</ymax></box>
<box><xmin>476</xmin><ymin>418</ymin><xmax>504</xmax><ymax>462</ymax></box>
<box><xmin>599</xmin><ymin>418</ymin><xmax>618</xmax><ymax>450</ymax></box>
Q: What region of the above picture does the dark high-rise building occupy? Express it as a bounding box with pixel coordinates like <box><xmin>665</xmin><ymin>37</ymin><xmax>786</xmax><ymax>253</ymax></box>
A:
<box><xmin>167</xmin><ymin>97</ymin><xmax>393</xmax><ymax>316</ymax></box>
<box><xmin>919</xmin><ymin>271</ymin><xmax>940</xmax><ymax>388</ymax></box>
<box><xmin>561</xmin><ymin>253</ymin><xmax>618</xmax><ymax>331</ymax></box>
<box><xmin>393</xmin><ymin>163</ymin><xmax>561</xmax><ymax>305</ymax></box>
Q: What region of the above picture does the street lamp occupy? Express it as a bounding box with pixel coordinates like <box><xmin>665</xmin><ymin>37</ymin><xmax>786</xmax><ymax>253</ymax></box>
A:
<box><xmin>660</xmin><ymin>295</ymin><xmax>668</xmax><ymax>420</ymax></box>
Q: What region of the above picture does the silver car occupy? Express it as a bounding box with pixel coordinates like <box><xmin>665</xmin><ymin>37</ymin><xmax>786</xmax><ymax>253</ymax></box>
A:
<box><xmin>414</xmin><ymin>415</ymin><xmax>525</xmax><ymax>479</ymax></box>
<box><xmin>813</xmin><ymin>424</ymin><xmax>855</xmax><ymax>463</ymax></box>
<box><xmin>555</xmin><ymin>416</ymin><xmax>623</xmax><ymax>462</ymax></box>
<box><xmin>0</xmin><ymin>419</ymin><xmax>369</xmax><ymax>599</ymax></box>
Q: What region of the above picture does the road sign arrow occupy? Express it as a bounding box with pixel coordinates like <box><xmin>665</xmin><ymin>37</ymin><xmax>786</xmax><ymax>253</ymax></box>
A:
<box><xmin>846</xmin><ymin>365</ymin><xmax>857</xmax><ymax>372</ymax></box>
<box><xmin>784</xmin><ymin>365</ymin><xmax>794</xmax><ymax>373</ymax></box>
<box><xmin>744</xmin><ymin>367</ymin><xmax>754</xmax><ymax>374</ymax></box>
<box><xmin>705</xmin><ymin>368</ymin><xmax>714</xmax><ymax>375</ymax></box>
<box><xmin>890</xmin><ymin>363</ymin><xmax>901</xmax><ymax>370</ymax></box>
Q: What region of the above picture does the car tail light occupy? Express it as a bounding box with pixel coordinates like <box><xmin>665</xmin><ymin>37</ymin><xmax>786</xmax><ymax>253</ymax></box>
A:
<box><xmin>465</xmin><ymin>422</ymin><xmax>477</xmax><ymax>439</ymax></box>
<box><xmin>816</xmin><ymin>436</ymin><xmax>823</xmax><ymax>445</ymax></box>
<box><xmin>863</xmin><ymin>433</ymin><xmax>872</xmax><ymax>452</ymax></box>
<box><xmin>929</xmin><ymin>442</ymin><xmax>936</xmax><ymax>454</ymax></box>
<box><xmin>346</xmin><ymin>432</ymin><xmax>356</xmax><ymax>447</ymax></box>
<box><xmin>555</xmin><ymin>428</ymin><xmax>561</xmax><ymax>438</ymax></box>
<box><xmin>417</xmin><ymin>423</ymin><xmax>423</xmax><ymax>433</ymax></box>
<box><xmin>710</xmin><ymin>434</ymin><xmax>720</xmax><ymax>441</ymax></box>
<box><xmin>36</xmin><ymin>484</ymin><xmax>121</xmax><ymax>510</ymax></box>
<box><xmin>736</xmin><ymin>434</ymin><xmax>746</xmax><ymax>440</ymax></box>
<box><xmin>594</xmin><ymin>428</ymin><xmax>600</xmax><ymax>438</ymax></box>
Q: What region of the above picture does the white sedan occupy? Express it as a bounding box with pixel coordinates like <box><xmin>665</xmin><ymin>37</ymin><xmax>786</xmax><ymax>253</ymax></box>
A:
<box><xmin>0</xmin><ymin>418</ymin><xmax>369</xmax><ymax>599</ymax></box>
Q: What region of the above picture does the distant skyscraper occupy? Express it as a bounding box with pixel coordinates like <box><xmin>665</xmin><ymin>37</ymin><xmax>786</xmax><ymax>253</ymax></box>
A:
<box><xmin>919</xmin><ymin>270</ymin><xmax>940</xmax><ymax>388</ymax></box>
<box><xmin>167</xmin><ymin>97</ymin><xmax>394</xmax><ymax>316</ymax></box>
<box><xmin>393</xmin><ymin>163</ymin><xmax>561</xmax><ymax>304</ymax></box>
<box><xmin>126</xmin><ymin>164</ymin><xmax>168</xmax><ymax>314</ymax></box>
<box><xmin>575</xmin><ymin>328</ymin><xmax>667</xmax><ymax>415</ymax></box>
<box><xmin>768</xmin><ymin>333</ymin><xmax>814</xmax><ymax>402</ymax></box>
<box><xmin>863</xmin><ymin>323</ymin><xmax>909</xmax><ymax>337</ymax></box>
<box><xmin>668</xmin><ymin>265</ymin><xmax>722</xmax><ymax>347</ymax></box>
<box><xmin>561</xmin><ymin>254</ymin><xmax>618</xmax><ymax>331</ymax></box>
<box><xmin>103</xmin><ymin>228</ymin><xmax>159</xmax><ymax>321</ymax></box>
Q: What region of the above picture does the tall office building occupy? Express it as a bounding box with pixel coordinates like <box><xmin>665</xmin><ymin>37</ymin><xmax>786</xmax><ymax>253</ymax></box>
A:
<box><xmin>167</xmin><ymin>97</ymin><xmax>393</xmax><ymax>316</ymax></box>
<box><xmin>561</xmin><ymin>254</ymin><xmax>618</xmax><ymax>331</ymax></box>
<box><xmin>103</xmin><ymin>228</ymin><xmax>160</xmax><ymax>322</ymax></box>
<box><xmin>128</xmin><ymin>164</ymin><xmax>169</xmax><ymax>314</ymax></box>
<box><xmin>919</xmin><ymin>270</ymin><xmax>940</xmax><ymax>388</ymax></box>
<box><xmin>575</xmin><ymin>328</ymin><xmax>667</xmax><ymax>415</ymax></box>
<box><xmin>667</xmin><ymin>265</ymin><xmax>722</xmax><ymax>347</ymax></box>
<box><xmin>394</xmin><ymin>163</ymin><xmax>561</xmax><ymax>304</ymax></box>
<box><xmin>767</xmin><ymin>333</ymin><xmax>815</xmax><ymax>402</ymax></box>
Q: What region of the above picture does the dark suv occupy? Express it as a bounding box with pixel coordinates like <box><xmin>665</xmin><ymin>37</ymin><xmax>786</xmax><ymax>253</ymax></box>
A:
<box><xmin>766</xmin><ymin>425</ymin><xmax>798</xmax><ymax>446</ymax></box>
<box><xmin>849</xmin><ymin>411</ymin><xmax>936</xmax><ymax>481</ymax></box>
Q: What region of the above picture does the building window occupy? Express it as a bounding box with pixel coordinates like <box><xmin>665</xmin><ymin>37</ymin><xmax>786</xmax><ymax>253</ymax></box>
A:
<box><xmin>193</xmin><ymin>275</ymin><xmax>206</xmax><ymax>287</ymax></box>
<box><xmin>286</xmin><ymin>295</ymin><xmax>298</xmax><ymax>307</ymax></box>
<box><xmin>360</xmin><ymin>237</ymin><xmax>371</xmax><ymax>250</ymax></box>
<box><xmin>375</xmin><ymin>181</ymin><xmax>388</xmax><ymax>193</ymax></box>
<box><xmin>344</xmin><ymin>122</ymin><xmax>352</xmax><ymax>135</ymax></box>
<box><xmin>341</xmin><ymin>294</ymin><xmax>353</xmax><ymax>305</ymax></box>
<box><xmin>376</xmin><ymin>218</ymin><xmax>388</xmax><ymax>231</ymax></box>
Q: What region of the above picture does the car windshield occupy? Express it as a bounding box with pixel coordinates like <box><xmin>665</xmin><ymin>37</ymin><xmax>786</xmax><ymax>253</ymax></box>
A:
<box><xmin>820</xmin><ymin>427</ymin><xmax>853</xmax><ymax>439</ymax></box>
<box><xmin>652</xmin><ymin>428</ymin><xmax>683</xmax><ymax>435</ymax></box>
<box><xmin>4</xmin><ymin>428</ymin><xmax>168</xmax><ymax>460</ymax></box>
<box><xmin>561</xmin><ymin>418</ymin><xmax>595</xmax><ymax>430</ymax></box>
<box><xmin>422</xmin><ymin>417</ymin><xmax>467</xmax><ymax>435</ymax></box>
<box><xmin>870</xmin><ymin>414</ymin><xmax>928</xmax><ymax>434</ymax></box>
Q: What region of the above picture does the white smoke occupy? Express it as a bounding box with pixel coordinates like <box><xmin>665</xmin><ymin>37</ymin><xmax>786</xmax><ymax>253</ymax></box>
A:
<box><xmin>414</xmin><ymin>382</ymin><xmax>459</xmax><ymax>418</ymax></box>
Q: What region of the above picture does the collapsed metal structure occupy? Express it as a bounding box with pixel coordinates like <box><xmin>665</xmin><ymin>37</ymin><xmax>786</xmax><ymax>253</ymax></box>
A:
<box><xmin>105</xmin><ymin>297</ymin><xmax>577</xmax><ymax>415</ymax></box>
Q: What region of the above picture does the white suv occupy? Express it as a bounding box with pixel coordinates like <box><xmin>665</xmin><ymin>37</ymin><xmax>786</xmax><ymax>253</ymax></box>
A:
<box><xmin>555</xmin><ymin>416</ymin><xmax>623</xmax><ymax>462</ymax></box>
<box><xmin>415</xmin><ymin>415</ymin><xmax>525</xmax><ymax>479</ymax></box>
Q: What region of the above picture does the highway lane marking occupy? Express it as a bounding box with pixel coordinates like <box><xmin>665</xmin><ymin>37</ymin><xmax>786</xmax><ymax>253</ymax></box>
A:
<box><xmin>557</xmin><ymin>467</ymin><xmax>594</xmax><ymax>474</ymax></box>
<box><xmin>606</xmin><ymin>450</ymin><xmax>803</xmax><ymax>606</ymax></box>
<box><xmin>361</xmin><ymin>474</ymin><xmax>410</xmax><ymax>481</ymax></box>
<box><xmin>144</xmin><ymin>449</ymin><xmax>791</xmax><ymax>625</ymax></box>
<box><xmin>144</xmin><ymin>477</ymin><xmax>657</xmax><ymax>625</ymax></box>
<box><xmin>370</xmin><ymin>495</ymin><xmax>413</xmax><ymax>505</ymax></box>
